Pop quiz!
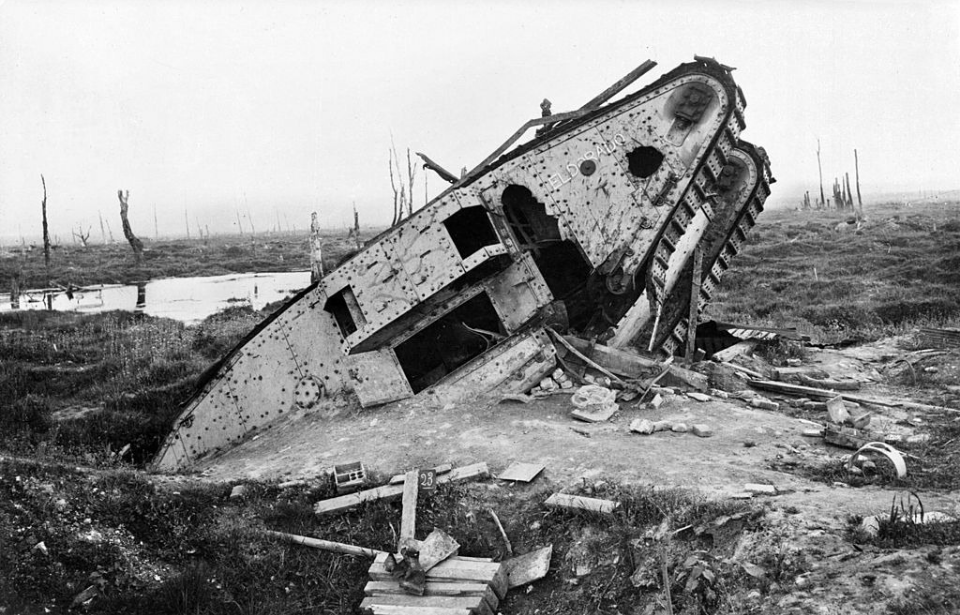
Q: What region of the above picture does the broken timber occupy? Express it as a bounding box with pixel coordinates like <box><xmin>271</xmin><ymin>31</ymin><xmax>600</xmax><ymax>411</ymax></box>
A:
<box><xmin>544</xmin><ymin>493</ymin><xmax>620</xmax><ymax>515</ymax></box>
<box><xmin>153</xmin><ymin>57</ymin><xmax>773</xmax><ymax>471</ymax></box>
<box><xmin>366</xmin><ymin>552</ymin><xmax>508</xmax><ymax>615</ymax></box>
<box><xmin>747</xmin><ymin>380</ymin><xmax>960</xmax><ymax>414</ymax></box>
<box><xmin>263</xmin><ymin>530</ymin><xmax>385</xmax><ymax>557</ymax></box>
<box><xmin>315</xmin><ymin>463</ymin><xmax>489</xmax><ymax>515</ymax></box>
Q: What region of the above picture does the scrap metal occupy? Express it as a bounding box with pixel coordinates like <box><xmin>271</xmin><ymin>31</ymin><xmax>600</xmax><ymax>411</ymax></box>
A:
<box><xmin>154</xmin><ymin>57</ymin><xmax>774</xmax><ymax>471</ymax></box>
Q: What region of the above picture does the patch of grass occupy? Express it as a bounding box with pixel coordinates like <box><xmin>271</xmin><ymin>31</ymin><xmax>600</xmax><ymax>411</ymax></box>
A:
<box><xmin>707</xmin><ymin>201</ymin><xmax>960</xmax><ymax>343</ymax></box>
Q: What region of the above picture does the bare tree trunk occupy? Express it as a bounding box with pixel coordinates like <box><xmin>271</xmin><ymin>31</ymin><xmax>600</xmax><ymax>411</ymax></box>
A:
<box><xmin>99</xmin><ymin>210</ymin><xmax>107</xmax><ymax>244</ymax></box>
<box><xmin>40</xmin><ymin>174</ymin><xmax>50</xmax><ymax>282</ymax></box>
<box><xmin>310</xmin><ymin>212</ymin><xmax>323</xmax><ymax>283</ymax></box>
<box><xmin>816</xmin><ymin>139</ymin><xmax>825</xmax><ymax>208</ymax></box>
<box><xmin>353</xmin><ymin>204</ymin><xmax>361</xmax><ymax>249</ymax></box>
<box><xmin>854</xmin><ymin>149</ymin><xmax>863</xmax><ymax>211</ymax></box>
<box><xmin>389</xmin><ymin>146</ymin><xmax>401</xmax><ymax>226</ymax></box>
<box><xmin>117</xmin><ymin>190</ymin><xmax>144</xmax><ymax>266</ymax></box>
<box><xmin>406</xmin><ymin>148</ymin><xmax>416</xmax><ymax>217</ymax></box>
<box><xmin>154</xmin><ymin>204</ymin><xmax>159</xmax><ymax>240</ymax></box>
<box><xmin>10</xmin><ymin>274</ymin><xmax>20</xmax><ymax>310</ymax></box>
<box><xmin>184</xmin><ymin>209</ymin><xmax>191</xmax><ymax>239</ymax></box>
<box><xmin>235</xmin><ymin>210</ymin><xmax>244</xmax><ymax>236</ymax></box>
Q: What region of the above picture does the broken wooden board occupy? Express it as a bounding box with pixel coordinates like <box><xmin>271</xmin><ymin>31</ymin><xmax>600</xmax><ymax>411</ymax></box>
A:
<box><xmin>503</xmin><ymin>545</ymin><xmax>553</xmax><ymax>588</ymax></box>
<box><xmin>711</xmin><ymin>340</ymin><xmax>757</xmax><ymax>363</ymax></box>
<box><xmin>419</xmin><ymin>528</ymin><xmax>460</xmax><ymax>572</ymax></box>
<box><xmin>389</xmin><ymin>463</ymin><xmax>453</xmax><ymax>485</ymax></box>
<box><xmin>748</xmin><ymin>379</ymin><xmax>960</xmax><ymax>413</ymax></box>
<box><xmin>562</xmin><ymin>336</ymin><xmax>659</xmax><ymax>378</ymax></box>
<box><xmin>365</xmin><ymin>580</ymin><xmax>494</xmax><ymax>600</ymax></box>
<box><xmin>918</xmin><ymin>327</ymin><xmax>960</xmax><ymax>349</ymax></box>
<box><xmin>369</xmin><ymin>553</ymin><xmax>508</xmax><ymax>600</ymax></box>
<box><xmin>316</xmin><ymin>463</ymin><xmax>489</xmax><ymax>515</ymax></box>
<box><xmin>544</xmin><ymin>493</ymin><xmax>619</xmax><ymax>516</ymax></box>
<box><xmin>497</xmin><ymin>462</ymin><xmax>544</xmax><ymax>483</ymax></box>
<box><xmin>797</xmin><ymin>374</ymin><xmax>861</xmax><ymax>391</ymax></box>
<box><xmin>360</xmin><ymin>593</ymin><xmax>491</xmax><ymax>615</ymax></box>
<box><xmin>657</xmin><ymin>365</ymin><xmax>709</xmax><ymax>391</ymax></box>
<box><xmin>399</xmin><ymin>469</ymin><xmax>419</xmax><ymax>551</ymax></box>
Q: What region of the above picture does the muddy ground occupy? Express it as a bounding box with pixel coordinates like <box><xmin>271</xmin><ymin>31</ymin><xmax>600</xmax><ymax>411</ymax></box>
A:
<box><xmin>185</xmin><ymin>336</ymin><xmax>960</xmax><ymax>614</ymax></box>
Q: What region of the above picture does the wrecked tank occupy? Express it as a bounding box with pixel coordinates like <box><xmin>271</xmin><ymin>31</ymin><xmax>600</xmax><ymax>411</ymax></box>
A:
<box><xmin>154</xmin><ymin>57</ymin><xmax>774</xmax><ymax>471</ymax></box>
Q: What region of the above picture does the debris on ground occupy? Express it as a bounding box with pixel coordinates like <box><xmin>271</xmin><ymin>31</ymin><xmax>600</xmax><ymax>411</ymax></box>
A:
<box><xmin>544</xmin><ymin>492</ymin><xmax>620</xmax><ymax>515</ymax></box>
<box><xmin>315</xmin><ymin>462</ymin><xmax>489</xmax><ymax>515</ymax></box>
<box><xmin>497</xmin><ymin>462</ymin><xmax>544</xmax><ymax>483</ymax></box>
<box><xmin>503</xmin><ymin>545</ymin><xmax>553</xmax><ymax>589</ymax></box>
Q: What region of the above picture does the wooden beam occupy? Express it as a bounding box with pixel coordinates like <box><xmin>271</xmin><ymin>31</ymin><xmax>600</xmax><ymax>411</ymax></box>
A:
<box><xmin>748</xmin><ymin>379</ymin><xmax>960</xmax><ymax>414</ymax></box>
<box><xmin>544</xmin><ymin>493</ymin><xmax>619</xmax><ymax>515</ymax></box>
<box><xmin>315</xmin><ymin>463</ymin><xmax>489</xmax><ymax>516</ymax></box>
<box><xmin>263</xmin><ymin>530</ymin><xmax>385</xmax><ymax>557</ymax></box>
<box><xmin>399</xmin><ymin>469</ymin><xmax>419</xmax><ymax>551</ymax></box>
<box><xmin>562</xmin><ymin>336</ymin><xmax>660</xmax><ymax>377</ymax></box>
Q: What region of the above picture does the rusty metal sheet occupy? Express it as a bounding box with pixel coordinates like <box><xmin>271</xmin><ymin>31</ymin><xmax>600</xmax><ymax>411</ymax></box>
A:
<box><xmin>390</xmin><ymin>199</ymin><xmax>467</xmax><ymax>301</ymax></box>
<box><xmin>483</xmin><ymin>254</ymin><xmax>552</xmax><ymax>332</ymax></box>
<box><xmin>425</xmin><ymin>328</ymin><xmax>556</xmax><ymax>406</ymax></box>
<box><xmin>347</xmin><ymin>349</ymin><xmax>414</xmax><ymax>407</ymax></box>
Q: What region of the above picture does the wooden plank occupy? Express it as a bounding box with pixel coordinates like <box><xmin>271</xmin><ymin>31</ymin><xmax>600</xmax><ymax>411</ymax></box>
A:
<box><xmin>544</xmin><ymin>493</ymin><xmax>620</xmax><ymax>516</ymax></box>
<box><xmin>658</xmin><ymin>365</ymin><xmax>709</xmax><ymax>391</ymax></box>
<box><xmin>315</xmin><ymin>463</ymin><xmax>489</xmax><ymax>515</ymax></box>
<box><xmin>796</xmin><ymin>374</ymin><xmax>861</xmax><ymax>391</ymax></box>
<box><xmin>390</xmin><ymin>463</ymin><xmax>452</xmax><ymax>485</ymax></box>
<box><xmin>365</xmin><ymin>579</ymin><xmax>491</xmax><ymax>597</ymax></box>
<box><xmin>399</xmin><ymin>469</ymin><xmax>419</xmax><ymax>551</ymax></box>
<box><xmin>562</xmin><ymin>336</ymin><xmax>659</xmax><ymax>378</ymax></box>
<box><xmin>263</xmin><ymin>530</ymin><xmax>385</xmax><ymax>558</ymax></box>
<box><xmin>504</xmin><ymin>545</ymin><xmax>553</xmax><ymax>588</ymax></box>
<box><xmin>685</xmin><ymin>246</ymin><xmax>702</xmax><ymax>365</ymax></box>
<box><xmin>358</xmin><ymin>600</ymin><xmax>471</xmax><ymax>615</ymax></box>
<box><xmin>360</xmin><ymin>592</ymin><xmax>490</xmax><ymax>615</ymax></box>
<box><xmin>747</xmin><ymin>379</ymin><xmax>960</xmax><ymax>413</ymax></box>
<box><xmin>369</xmin><ymin>554</ymin><xmax>507</xmax><ymax>600</ymax></box>
<box><xmin>711</xmin><ymin>340</ymin><xmax>757</xmax><ymax>363</ymax></box>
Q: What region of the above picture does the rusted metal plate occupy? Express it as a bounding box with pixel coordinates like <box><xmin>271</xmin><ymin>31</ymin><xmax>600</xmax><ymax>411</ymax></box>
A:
<box><xmin>348</xmin><ymin>348</ymin><xmax>414</xmax><ymax>407</ymax></box>
<box><xmin>426</xmin><ymin>328</ymin><xmax>556</xmax><ymax>406</ymax></box>
<box><xmin>483</xmin><ymin>255</ymin><xmax>551</xmax><ymax>332</ymax></box>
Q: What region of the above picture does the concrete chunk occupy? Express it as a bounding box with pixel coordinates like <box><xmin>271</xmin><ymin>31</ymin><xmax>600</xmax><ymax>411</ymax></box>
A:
<box><xmin>687</xmin><ymin>392</ymin><xmax>712</xmax><ymax>403</ymax></box>
<box><xmin>629</xmin><ymin>419</ymin><xmax>655</xmax><ymax>435</ymax></box>
<box><xmin>692</xmin><ymin>424</ymin><xmax>714</xmax><ymax>438</ymax></box>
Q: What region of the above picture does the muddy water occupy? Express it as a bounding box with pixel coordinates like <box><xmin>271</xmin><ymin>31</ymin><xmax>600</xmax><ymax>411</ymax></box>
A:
<box><xmin>2</xmin><ymin>271</ymin><xmax>312</xmax><ymax>325</ymax></box>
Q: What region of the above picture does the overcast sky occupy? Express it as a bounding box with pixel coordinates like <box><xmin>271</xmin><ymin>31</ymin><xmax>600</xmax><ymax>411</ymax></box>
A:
<box><xmin>1</xmin><ymin>0</ymin><xmax>958</xmax><ymax>241</ymax></box>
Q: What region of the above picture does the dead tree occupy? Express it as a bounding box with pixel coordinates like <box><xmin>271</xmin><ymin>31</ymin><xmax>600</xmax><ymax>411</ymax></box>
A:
<box><xmin>310</xmin><ymin>212</ymin><xmax>323</xmax><ymax>283</ymax></box>
<box><xmin>40</xmin><ymin>174</ymin><xmax>50</xmax><ymax>280</ymax></box>
<box><xmin>98</xmin><ymin>210</ymin><xmax>107</xmax><ymax>244</ymax></box>
<box><xmin>72</xmin><ymin>226</ymin><xmax>92</xmax><ymax>247</ymax></box>
<box><xmin>389</xmin><ymin>144</ymin><xmax>405</xmax><ymax>226</ymax></box>
<box><xmin>854</xmin><ymin>149</ymin><xmax>863</xmax><ymax>211</ymax></box>
<box><xmin>406</xmin><ymin>148</ymin><xmax>417</xmax><ymax>218</ymax></box>
<box><xmin>117</xmin><ymin>190</ymin><xmax>144</xmax><ymax>265</ymax></box>
<box><xmin>816</xmin><ymin>139</ymin><xmax>826</xmax><ymax>209</ymax></box>
<box><xmin>353</xmin><ymin>204</ymin><xmax>361</xmax><ymax>249</ymax></box>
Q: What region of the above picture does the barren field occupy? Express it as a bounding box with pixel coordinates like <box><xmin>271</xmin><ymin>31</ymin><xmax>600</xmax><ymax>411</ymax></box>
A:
<box><xmin>2</xmin><ymin>201</ymin><xmax>960</xmax><ymax>615</ymax></box>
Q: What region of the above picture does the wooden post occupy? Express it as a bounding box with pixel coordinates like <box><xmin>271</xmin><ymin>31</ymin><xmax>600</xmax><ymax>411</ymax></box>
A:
<box><xmin>854</xmin><ymin>149</ymin><xmax>863</xmax><ymax>211</ymax></box>
<box><xmin>399</xmin><ymin>469</ymin><xmax>419</xmax><ymax>552</ymax></box>
<box><xmin>816</xmin><ymin>139</ymin><xmax>825</xmax><ymax>208</ymax></box>
<box><xmin>10</xmin><ymin>275</ymin><xmax>20</xmax><ymax>309</ymax></box>
<box><xmin>310</xmin><ymin>212</ymin><xmax>324</xmax><ymax>283</ymax></box>
<box><xmin>685</xmin><ymin>247</ymin><xmax>703</xmax><ymax>365</ymax></box>
<box><xmin>353</xmin><ymin>204</ymin><xmax>361</xmax><ymax>250</ymax></box>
